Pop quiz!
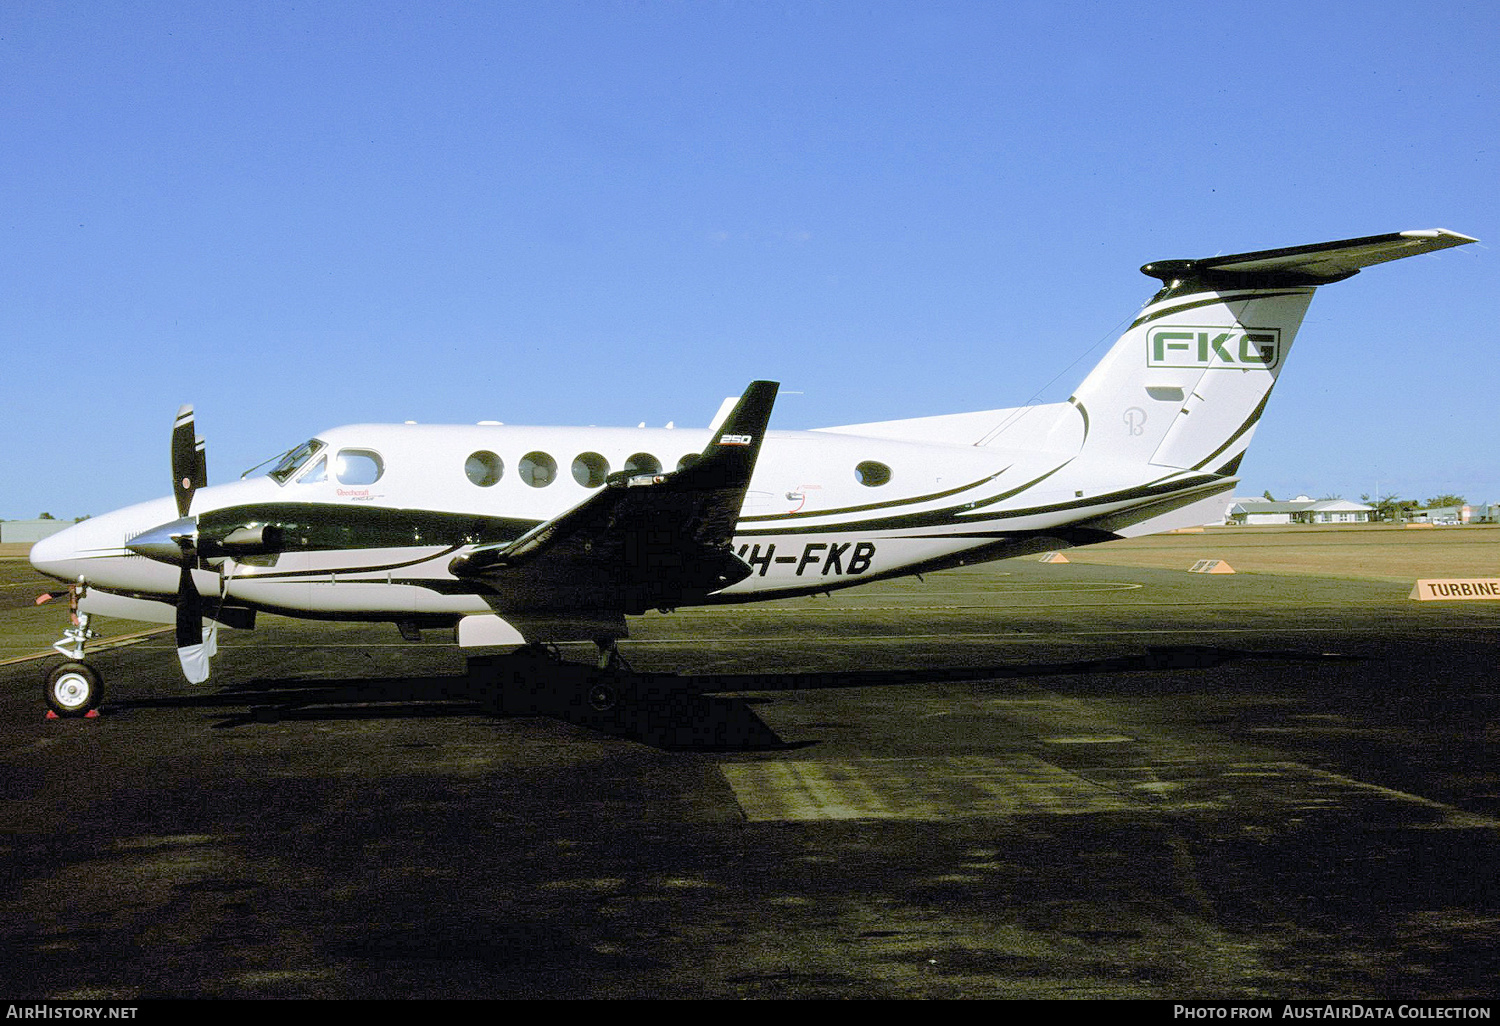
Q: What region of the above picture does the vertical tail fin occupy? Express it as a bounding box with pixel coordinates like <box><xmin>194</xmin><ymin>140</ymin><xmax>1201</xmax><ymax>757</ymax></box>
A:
<box><xmin>1070</xmin><ymin>229</ymin><xmax>1475</xmax><ymax>476</ymax></box>
<box><xmin>1070</xmin><ymin>283</ymin><xmax>1313</xmax><ymax>476</ymax></box>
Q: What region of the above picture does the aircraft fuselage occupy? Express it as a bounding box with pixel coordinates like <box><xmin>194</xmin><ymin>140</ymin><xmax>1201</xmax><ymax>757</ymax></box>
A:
<box><xmin>36</xmin><ymin>412</ymin><xmax>1201</xmax><ymax>629</ymax></box>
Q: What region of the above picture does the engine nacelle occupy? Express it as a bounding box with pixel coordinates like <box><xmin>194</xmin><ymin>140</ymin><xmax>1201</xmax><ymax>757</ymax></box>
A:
<box><xmin>455</xmin><ymin>614</ymin><xmax>527</xmax><ymax>649</ymax></box>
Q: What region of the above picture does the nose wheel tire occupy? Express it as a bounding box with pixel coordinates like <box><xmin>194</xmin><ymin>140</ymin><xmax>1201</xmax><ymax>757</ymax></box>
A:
<box><xmin>44</xmin><ymin>661</ymin><xmax>103</xmax><ymax>717</ymax></box>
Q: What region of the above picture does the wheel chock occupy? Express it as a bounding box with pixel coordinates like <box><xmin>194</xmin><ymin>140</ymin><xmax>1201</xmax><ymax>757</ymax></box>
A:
<box><xmin>45</xmin><ymin>711</ymin><xmax>58</xmax><ymax>720</ymax></box>
<box><xmin>1410</xmin><ymin>579</ymin><xmax>1500</xmax><ymax>601</ymax></box>
<box><xmin>85</xmin><ymin>709</ymin><xmax>99</xmax><ymax>718</ymax></box>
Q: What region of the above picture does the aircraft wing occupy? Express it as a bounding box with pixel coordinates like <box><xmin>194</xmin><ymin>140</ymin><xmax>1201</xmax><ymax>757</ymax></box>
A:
<box><xmin>449</xmin><ymin>380</ymin><xmax>779</xmax><ymax>615</ymax></box>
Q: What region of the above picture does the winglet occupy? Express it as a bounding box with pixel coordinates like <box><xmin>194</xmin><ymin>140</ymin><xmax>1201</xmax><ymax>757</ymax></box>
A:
<box><xmin>679</xmin><ymin>380</ymin><xmax>779</xmax><ymax>491</ymax></box>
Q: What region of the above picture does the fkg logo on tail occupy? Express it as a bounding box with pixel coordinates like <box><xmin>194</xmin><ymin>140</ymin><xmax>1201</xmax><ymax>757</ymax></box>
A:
<box><xmin>1148</xmin><ymin>327</ymin><xmax>1281</xmax><ymax>369</ymax></box>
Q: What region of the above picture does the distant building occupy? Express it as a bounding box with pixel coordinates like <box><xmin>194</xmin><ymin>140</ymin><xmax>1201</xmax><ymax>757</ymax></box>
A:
<box><xmin>0</xmin><ymin>519</ymin><xmax>70</xmax><ymax>544</ymax></box>
<box><xmin>1226</xmin><ymin>495</ymin><xmax>1374</xmax><ymax>526</ymax></box>
<box><xmin>1407</xmin><ymin>504</ymin><xmax>1484</xmax><ymax>525</ymax></box>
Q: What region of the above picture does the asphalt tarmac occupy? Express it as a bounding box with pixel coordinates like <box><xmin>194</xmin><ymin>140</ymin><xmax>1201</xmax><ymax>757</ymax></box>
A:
<box><xmin>1</xmin><ymin>553</ymin><xmax>1498</xmax><ymax>999</ymax></box>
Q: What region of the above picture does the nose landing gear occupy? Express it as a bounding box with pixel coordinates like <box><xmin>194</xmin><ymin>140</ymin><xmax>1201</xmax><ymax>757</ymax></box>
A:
<box><xmin>42</xmin><ymin>584</ymin><xmax>105</xmax><ymax>717</ymax></box>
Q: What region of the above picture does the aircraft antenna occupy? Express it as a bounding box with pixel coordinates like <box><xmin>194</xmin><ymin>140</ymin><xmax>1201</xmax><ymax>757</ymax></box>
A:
<box><xmin>977</xmin><ymin>308</ymin><xmax>1137</xmax><ymax>445</ymax></box>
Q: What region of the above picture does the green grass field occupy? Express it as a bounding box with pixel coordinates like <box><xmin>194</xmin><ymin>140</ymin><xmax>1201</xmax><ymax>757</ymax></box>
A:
<box><xmin>1065</xmin><ymin>523</ymin><xmax>1500</xmax><ymax>582</ymax></box>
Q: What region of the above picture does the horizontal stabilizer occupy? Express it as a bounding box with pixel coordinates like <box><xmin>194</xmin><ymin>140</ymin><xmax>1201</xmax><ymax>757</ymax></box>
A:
<box><xmin>1142</xmin><ymin>228</ymin><xmax>1477</xmax><ymax>287</ymax></box>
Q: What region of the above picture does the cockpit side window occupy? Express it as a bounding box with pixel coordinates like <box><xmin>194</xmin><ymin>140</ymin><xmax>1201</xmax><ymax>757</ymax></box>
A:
<box><xmin>297</xmin><ymin>455</ymin><xmax>327</xmax><ymax>484</ymax></box>
<box><xmin>269</xmin><ymin>439</ymin><xmax>325</xmax><ymax>485</ymax></box>
<box><xmin>336</xmin><ymin>449</ymin><xmax>384</xmax><ymax>485</ymax></box>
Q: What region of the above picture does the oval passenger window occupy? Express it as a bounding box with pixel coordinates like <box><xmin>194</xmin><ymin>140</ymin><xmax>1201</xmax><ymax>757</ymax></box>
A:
<box><xmin>625</xmin><ymin>453</ymin><xmax>661</xmax><ymax>476</ymax></box>
<box><xmin>520</xmin><ymin>452</ymin><xmax>557</xmax><ymax>488</ymax></box>
<box><xmin>572</xmin><ymin>452</ymin><xmax>609</xmax><ymax>488</ymax></box>
<box><xmin>466</xmin><ymin>451</ymin><xmax>504</xmax><ymax>487</ymax></box>
<box><xmin>336</xmin><ymin>449</ymin><xmax>385</xmax><ymax>485</ymax></box>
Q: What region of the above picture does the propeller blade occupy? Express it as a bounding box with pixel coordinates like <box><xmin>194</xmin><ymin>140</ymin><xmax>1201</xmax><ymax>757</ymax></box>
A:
<box><xmin>168</xmin><ymin>405</ymin><xmax>214</xmax><ymax>683</ymax></box>
<box><xmin>175</xmin><ymin>563</ymin><xmax>200</xmax><ymax>649</ymax></box>
<box><xmin>175</xmin><ymin>564</ymin><xmax>212</xmax><ymax>684</ymax></box>
<box><xmin>176</xmin><ymin>641</ymin><xmax>213</xmax><ymax>685</ymax></box>
<box><xmin>171</xmin><ymin>405</ymin><xmax>198</xmax><ymax>519</ymax></box>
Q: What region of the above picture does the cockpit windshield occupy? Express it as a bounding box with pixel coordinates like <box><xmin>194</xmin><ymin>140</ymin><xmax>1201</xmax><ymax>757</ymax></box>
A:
<box><xmin>266</xmin><ymin>439</ymin><xmax>325</xmax><ymax>485</ymax></box>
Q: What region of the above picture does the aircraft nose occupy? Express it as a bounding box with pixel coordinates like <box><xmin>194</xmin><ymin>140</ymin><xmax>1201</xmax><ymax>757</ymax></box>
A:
<box><xmin>26</xmin><ymin>495</ymin><xmax>186</xmax><ymax>593</ymax></box>
<box><xmin>28</xmin><ymin>523</ymin><xmax>82</xmax><ymax>583</ymax></box>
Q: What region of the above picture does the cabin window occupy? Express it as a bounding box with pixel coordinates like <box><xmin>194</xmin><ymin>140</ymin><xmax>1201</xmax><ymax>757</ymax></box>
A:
<box><xmin>855</xmin><ymin>460</ymin><xmax>891</xmax><ymax>487</ymax></box>
<box><xmin>572</xmin><ymin>452</ymin><xmax>609</xmax><ymax>488</ymax></box>
<box><xmin>519</xmin><ymin>451</ymin><xmax>557</xmax><ymax>487</ymax></box>
<box><xmin>625</xmin><ymin>452</ymin><xmax>661</xmax><ymax>476</ymax></box>
<box><xmin>297</xmin><ymin>456</ymin><xmax>327</xmax><ymax>484</ymax></box>
<box><xmin>336</xmin><ymin>449</ymin><xmax>384</xmax><ymax>485</ymax></box>
<box><xmin>677</xmin><ymin>454</ymin><xmax>700</xmax><ymax>471</ymax></box>
<box><xmin>466</xmin><ymin>451</ymin><xmax>504</xmax><ymax>487</ymax></box>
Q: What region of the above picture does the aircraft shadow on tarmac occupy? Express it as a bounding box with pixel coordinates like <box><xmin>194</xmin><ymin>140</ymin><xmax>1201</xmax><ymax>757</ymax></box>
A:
<box><xmin>106</xmin><ymin>644</ymin><xmax>1361</xmax><ymax>752</ymax></box>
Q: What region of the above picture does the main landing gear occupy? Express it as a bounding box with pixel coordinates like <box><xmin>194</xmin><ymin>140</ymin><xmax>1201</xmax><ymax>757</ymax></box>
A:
<box><xmin>465</xmin><ymin>638</ymin><xmax>635</xmax><ymax>714</ymax></box>
<box><xmin>42</xmin><ymin>584</ymin><xmax>105</xmax><ymax>718</ymax></box>
<box><xmin>587</xmin><ymin>637</ymin><xmax>632</xmax><ymax>712</ymax></box>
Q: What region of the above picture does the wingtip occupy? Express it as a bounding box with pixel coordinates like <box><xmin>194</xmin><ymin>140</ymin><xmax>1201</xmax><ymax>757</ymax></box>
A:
<box><xmin>1401</xmin><ymin>228</ymin><xmax>1479</xmax><ymax>244</ymax></box>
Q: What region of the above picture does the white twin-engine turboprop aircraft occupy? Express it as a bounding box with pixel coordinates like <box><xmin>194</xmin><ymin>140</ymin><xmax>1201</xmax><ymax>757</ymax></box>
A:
<box><xmin>31</xmin><ymin>229</ymin><xmax>1476</xmax><ymax>716</ymax></box>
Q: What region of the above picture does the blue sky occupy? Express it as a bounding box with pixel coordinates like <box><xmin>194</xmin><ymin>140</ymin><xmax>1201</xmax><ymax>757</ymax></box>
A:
<box><xmin>3</xmin><ymin>1</ymin><xmax>1495</xmax><ymax>518</ymax></box>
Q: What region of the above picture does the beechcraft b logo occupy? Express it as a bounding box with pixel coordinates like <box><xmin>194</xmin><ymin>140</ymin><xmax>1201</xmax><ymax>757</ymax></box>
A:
<box><xmin>1147</xmin><ymin>326</ymin><xmax>1281</xmax><ymax>369</ymax></box>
